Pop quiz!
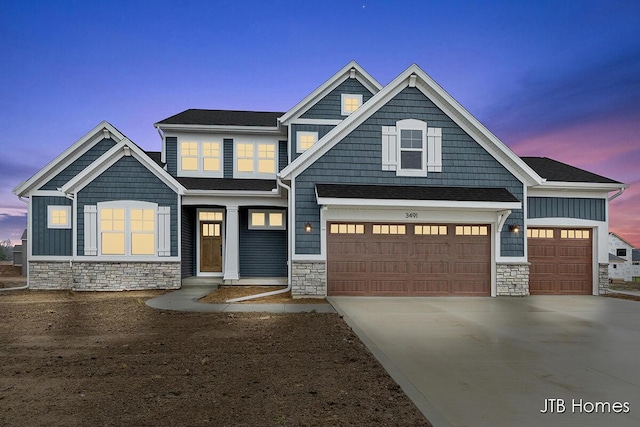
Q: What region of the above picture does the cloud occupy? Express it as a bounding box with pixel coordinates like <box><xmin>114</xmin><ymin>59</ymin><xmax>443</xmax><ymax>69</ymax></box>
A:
<box><xmin>484</xmin><ymin>47</ymin><xmax>640</xmax><ymax>142</ymax></box>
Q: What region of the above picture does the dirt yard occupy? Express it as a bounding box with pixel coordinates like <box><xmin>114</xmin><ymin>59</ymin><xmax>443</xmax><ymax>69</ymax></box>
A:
<box><xmin>0</xmin><ymin>289</ymin><xmax>430</xmax><ymax>426</ymax></box>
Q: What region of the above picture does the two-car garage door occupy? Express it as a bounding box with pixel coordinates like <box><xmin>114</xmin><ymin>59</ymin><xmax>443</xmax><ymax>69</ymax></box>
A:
<box><xmin>327</xmin><ymin>222</ymin><xmax>491</xmax><ymax>296</ymax></box>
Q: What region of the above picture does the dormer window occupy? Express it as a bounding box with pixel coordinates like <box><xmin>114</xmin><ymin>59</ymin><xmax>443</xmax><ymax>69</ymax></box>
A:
<box><xmin>341</xmin><ymin>93</ymin><xmax>363</xmax><ymax>115</ymax></box>
<box><xmin>178</xmin><ymin>138</ymin><xmax>223</xmax><ymax>177</ymax></box>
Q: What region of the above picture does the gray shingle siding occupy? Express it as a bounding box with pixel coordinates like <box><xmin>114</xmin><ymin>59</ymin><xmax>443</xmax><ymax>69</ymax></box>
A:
<box><xmin>239</xmin><ymin>208</ymin><xmax>287</xmax><ymax>277</ymax></box>
<box><xmin>31</xmin><ymin>196</ymin><xmax>73</xmax><ymax>256</ymax></box>
<box><xmin>300</xmin><ymin>78</ymin><xmax>374</xmax><ymax>120</ymax></box>
<box><xmin>166</xmin><ymin>137</ymin><xmax>177</xmax><ymax>175</ymax></box>
<box><xmin>223</xmin><ymin>138</ymin><xmax>234</xmax><ymax>178</ymax></box>
<box><xmin>290</xmin><ymin>124</ymin><xmax>335</xmax><ymax>162</ymax></box>
<box><xmin>76</xmin><ymin>156</ymin><xmax>179</xmax><ymax>256</ymax></box>
<box><xmin>528</xmin><ymin>197</ymin><xmax>605</xmax><ymax>221</ymax></box>
<box><xmin>41</xmin><ymin>138</ymin><xmax>117</xmax><ymax>190</ymax></box>
<box><xmin>295</xmin><ymin>87</ymin><xmax>525</xmax><ymax>257</ymax></box>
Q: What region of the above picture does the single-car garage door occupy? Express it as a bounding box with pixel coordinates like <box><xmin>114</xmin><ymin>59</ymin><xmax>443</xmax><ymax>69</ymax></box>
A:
<box><xmin>327</xmin><ymin>223</ymin><xmax>491</xmax><ymax>296</ymax></box>
<box><xmin>528</xmin><ymin>228</ymin><xmax>592</xmax><ymax>295</ymax></box>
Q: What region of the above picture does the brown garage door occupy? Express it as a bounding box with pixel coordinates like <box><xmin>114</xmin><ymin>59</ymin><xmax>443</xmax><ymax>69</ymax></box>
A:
<box><xmin>528</xmin><ymin>228</ymin><xmax>592</xmax><ymax>295</ymax></box>
<box><xmin>327</xmin><ymin>223</ymin><xmax>491</xmax><ymax>296</ymax></box>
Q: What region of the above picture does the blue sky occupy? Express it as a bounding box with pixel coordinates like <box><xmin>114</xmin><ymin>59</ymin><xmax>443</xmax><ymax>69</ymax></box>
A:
<box><xmin>1</xmin><ymin>0</ymin><xmax>639</xmax><ymax>245</ymax></box>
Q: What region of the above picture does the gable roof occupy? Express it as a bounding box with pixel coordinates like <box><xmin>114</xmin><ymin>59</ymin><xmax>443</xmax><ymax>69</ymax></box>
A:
<box><xmin>155</xmin><ymin>109</ymin><xmax>283</xmax><ymax>127</ymax></box>
<box><xmin>610</xmin><ymin>232</ymin><xmax>636</xmax><ymax>248</ymax></box>
<box><xmin>60</xmin><ymin>139</ymin><xmax>184</xmax><ymax>195</ymax></box>
<box><xmin>13</xmin><ymin>121</ymin><xmax>127</xmax><ymax>196</ymax></box>
<box><xmin>609</xmin><ymin>253</ymin><xmax>627</xmax><ymax>263</ymax></box>
<box><xmin>279</xmin><ymin>64</ymin><xmax>544</xmax><ymax>186</ymax></box>
<box><xmin>521</xmin><ymin>157</ymin><xmax>622</xmax><ymax>184</ymax></box>
<box><xmin>278</xmin><ymin>61</ymin><xmax>382</xmax><ymax>125</ymax></box>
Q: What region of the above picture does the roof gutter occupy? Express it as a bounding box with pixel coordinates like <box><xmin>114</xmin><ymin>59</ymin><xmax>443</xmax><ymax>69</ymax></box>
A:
<box><xmin>608</xmin><ymin>186</ymin><xmax>627</xmax><ymax>202</ymax></box>
<box><xmin>225</xmin><ymin>177</ymin><xmax>293</xmax><ymax>302</ymax></box>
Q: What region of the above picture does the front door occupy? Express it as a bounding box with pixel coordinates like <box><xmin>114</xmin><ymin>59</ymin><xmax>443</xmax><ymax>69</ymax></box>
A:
<box><xmin>200</xmin><ymin>222</ymin><xmax>222</xmax><ymax>272</ymax></box>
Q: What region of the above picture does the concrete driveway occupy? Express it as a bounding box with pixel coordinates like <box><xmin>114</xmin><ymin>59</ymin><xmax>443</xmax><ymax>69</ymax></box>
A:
<box><xmin>329</xmin><ymin>296</ymin><xmax>640</xmax><ymax>427</ymax></box>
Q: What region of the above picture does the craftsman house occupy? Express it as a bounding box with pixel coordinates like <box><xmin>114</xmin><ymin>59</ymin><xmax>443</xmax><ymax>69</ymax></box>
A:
<box><xmin>13</xmin><ymin>62</ymin><xmax>628</xmax><ymax>296</ymax></box>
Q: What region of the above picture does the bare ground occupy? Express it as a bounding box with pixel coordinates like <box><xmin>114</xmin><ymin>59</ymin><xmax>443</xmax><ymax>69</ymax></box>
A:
<box><xmin>0</xmin><ymin>288</ymin><xmax>429</xmax><ymax>427</ymax></box>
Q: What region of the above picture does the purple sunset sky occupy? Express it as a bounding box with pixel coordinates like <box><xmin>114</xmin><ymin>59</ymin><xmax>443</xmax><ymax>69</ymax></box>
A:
<box><xmin>1</xmin><ymin>0</ymin><xmax>638</xmax><ymax>246</ymax></box>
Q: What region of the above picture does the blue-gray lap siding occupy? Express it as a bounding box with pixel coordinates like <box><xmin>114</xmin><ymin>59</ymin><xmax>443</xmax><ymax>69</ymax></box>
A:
<box><xmin>31</xmin><ymin>196</ymin><xmax>73</xmax><ymax>256</ymax></box>
<box><xmin>76</xmin><ymin>156</ymin><xmax>179</xmax><ymax>256</ymax></box>
<box><xmin>40</xmin><ymin>138</ymin><xmax>117</xmax><ymax>190</ymax></box>
<box><xmin>223</xmin><ymin>139</ymin><xmax>234</xmax><ymax>178</ymax></box>
<box><xmin>300</xmin><ymin>78</ymin><xmax>374</xmax><ymax>120</ymax></box>
<box><xmin>290</xmin><ymin>124</ymin><xmax>335</xmax><ymax>162</ymax></box>
<box><xmin>278</xmin><ymin>140</ymin><xmax>288</xmax><ymax>171</ymax></box>
<box><xmin>239</xmin><ymin>208</ymin><xmax>287</xmax><ymax>277</ymax></box>
<box><xmin>295</xmin><ymin>87</ymin><xmax>525</xmax><ymax>257</ymax></box>
<box><xmin>528</xmin><ymin>197</ymin><xmax>605</xmax><ymax>221</ymax></box>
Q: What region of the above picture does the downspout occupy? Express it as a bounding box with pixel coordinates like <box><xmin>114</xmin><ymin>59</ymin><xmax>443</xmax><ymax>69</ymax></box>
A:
<box><xmin>225</xmin><ymin>177</ymin><xmax>293</xmax><ymax>302</ymax></box>
<box><xmin>0</xmin><ymin>196</ymin><xmax>29</xmax><ymax>291</ymax></box>
<box><xmin>608</xmin><ymin>186</ymin><xmax>626</xmax><ymax>202</ymax></box>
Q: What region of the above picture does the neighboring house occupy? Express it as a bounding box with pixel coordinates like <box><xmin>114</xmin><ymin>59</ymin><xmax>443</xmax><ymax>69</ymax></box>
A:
<box><xmin>634</xmin><ymin>249</ymin><xmax>640</xmax><ymax>281</ymax></box>
<box><xmin>608</xmin><ymin>232</ymin><xmax>637</xmax><ymax>282</ymax></box>
<box><xmin>13</xmin><ymin>61</ymin><xmax>629</xmax><ymax>296</ymax></box>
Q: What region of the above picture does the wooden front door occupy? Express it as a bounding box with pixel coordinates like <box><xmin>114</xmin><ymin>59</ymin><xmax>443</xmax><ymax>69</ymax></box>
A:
<box><xmin>200</xmin><ymin>222</ymin><xmax>222</xmax><ymax>272</ymax></box>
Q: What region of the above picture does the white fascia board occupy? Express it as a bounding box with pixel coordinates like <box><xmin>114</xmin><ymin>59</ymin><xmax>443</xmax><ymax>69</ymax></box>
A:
<box><xmin>527</xmin><ymin>187</ymin><xmax>611</xmax><ymax>199</ymax></box>
<box><xmin>13</xmin><ymin>121</ymin><xmax>126</xmax><ymax>196</ymax></box>
<box><xmin>280</xmin><ymin>64</ymin><xmax>544</xmax><ymax>187</ymax></box>
<box><xmin>279</xmin><ymin>73</ymin><xmax>409</xmax><ymax>179</ymax></box>
<box><xmin>278</xmin><ymin>60</ymin><xmax>382</xmax><ymax>125</ymax></box>
<box><xmin>183</xmin><ymin>189</ymin><xmax>280</xmax><ymax>197</ymax></box>
<box><xmin>289</xmin><ymin>118</ymin><xmax>343</xmax><ymax>126</ymax></box>
<box><xmin>316</xmin><ymin>196</ymin><xmax>521</xmax><ymax>211</ymax></box>
<box><xmin>156</xmin><ymin>123</ymin><xmax>285</xmax><ymax>136</ymax></box>
<box><xmin>412</xmin><ymin>76</ymin><xmax>542</xmax><ymax>187</ymax></box>
<box><xmin>61</xmin><ymin>139</ymin><xmax>185</xmax><ymax>195</ymax></box>
<box><xmin>530</xmin><ymin>181</ymin><xmax>628</xmax><ymax>192</ymax></box>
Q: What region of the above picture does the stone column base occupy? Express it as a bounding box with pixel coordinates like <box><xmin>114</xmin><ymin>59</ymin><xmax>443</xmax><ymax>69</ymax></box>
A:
<box><xmin>496</xmin><ymin>263</ymin><xmax>530</xmax><ymax>296</ymax></box>
<box><xmin>292</xmin><ymin>261</ymin><xmax>326</xmax><ymax>296</ymax></box>
<box><xmin>598</xmin><ymin>263</ymin><xmax>609</xmax><ymax>295</ymax></box>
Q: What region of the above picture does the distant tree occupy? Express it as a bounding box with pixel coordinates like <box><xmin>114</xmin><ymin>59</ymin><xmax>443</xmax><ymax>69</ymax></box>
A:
<box><xmin>0</xmin><ymin>239</ymin><xmax>13</xmax><ymax>261</ymax></box>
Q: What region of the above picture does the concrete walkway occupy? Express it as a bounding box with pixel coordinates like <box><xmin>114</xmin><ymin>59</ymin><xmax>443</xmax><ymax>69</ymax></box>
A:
<box><xmin>146</xmin><ymin>285</ymin><xmax>335</xmax><ymax>313</ymax></box>
<box><xmin>330</xmin><ymin>296</ymin><xmax>640</xmax><ymax>427</ymax></box>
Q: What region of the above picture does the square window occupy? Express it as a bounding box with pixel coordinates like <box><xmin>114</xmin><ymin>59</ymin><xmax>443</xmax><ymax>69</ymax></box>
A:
<box><xmin>617</xmin><ymin>248</ymin><xmax>627</xmax><ymax>257</ymax></box>
<box><xmin>48</xmin><ymin>205</ymin><xmax>71</xmax><ymax>229</ymax></box>
<box><xmin>297</xmin><ymin>131</ymin><xmax>318</xmax><ymax>153</ymax></box>
<box><xmin>341</xmin><ymin>93</ymin><xmax>363</xmax><ymax>115</ymax></box>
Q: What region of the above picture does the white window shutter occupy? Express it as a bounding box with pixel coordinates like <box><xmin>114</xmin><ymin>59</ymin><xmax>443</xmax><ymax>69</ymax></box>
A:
<box><xmin>158</xmin><ymin>207</ymin><xmax>171</xmax><ymax>256</ymax></box>
<box><xmin>84</xmin><ymin>205</ymin><xmax>97</xmax><ymax>256</ymax></box>
<box><xmin>381</xmin><ymin>126</ymin><xmax>397</xmax><ymax>171</ymax></box>
<box><xmin>427</xmin><ymin>127</ymin><xmax>442</xmax><ymax>172</ymax></box>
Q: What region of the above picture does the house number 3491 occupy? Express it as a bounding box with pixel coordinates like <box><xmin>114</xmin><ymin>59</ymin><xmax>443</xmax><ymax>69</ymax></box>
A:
<box><xmin>405</xmin><ymin>212</ymin><xmax>418</xmax><ymax>218</ymax></box>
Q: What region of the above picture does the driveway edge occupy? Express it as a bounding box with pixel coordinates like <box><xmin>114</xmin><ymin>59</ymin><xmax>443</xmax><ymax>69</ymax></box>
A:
<box><xmin>328</xmin><ymin>297</ymin><xmax>451</xmax><ymax>427</ymax></box>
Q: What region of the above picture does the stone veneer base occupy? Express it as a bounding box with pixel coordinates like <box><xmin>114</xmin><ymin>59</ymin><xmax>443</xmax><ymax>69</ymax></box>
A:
<box><xmin>292</xmin><ymin>261</ymin><xmax>326</xmax><ymax>296</ymax></box>
<box><xmin>496</xmin><ymin>263</ymin><xmax>530</xmax><ymax>296</ymax></box>
<box><xmin>598</xmin><ymin>263</ymin><xmax>609</xmax><ymax>295</ymax></box>
<box><xmin>29</xmin><ymin>261</ymin><xmax>181</xmax><ymax>291</ymax></box>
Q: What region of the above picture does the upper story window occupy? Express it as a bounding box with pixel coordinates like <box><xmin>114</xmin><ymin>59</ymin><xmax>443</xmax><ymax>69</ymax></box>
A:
<box><xmin>381</xmin><ymin>119</ymin><xmax>442</xmax><ymax>176</ymax></box>
<box><xmin>178</xmin><ymin>138</ymin><xmax>223</xmax><ymax>177</ymax></box>
<box><xmin>616</xmin><ymin>248</ymin><xmax>627</xmax><ymax>257</ymax></box>
<box><xmin>297</xmin><ymin>131</ymin><xmax>318</xmax><ymax>153</ymax></box>
<box><xmin>341</xmin><ymin>93</ymin><xmax>363</xmax><ymax>115</ymax></box>
<box><xmin>48</xmin><ymin>205</ymin><xmax>71</xmax><ymax>229</ymax></box>
<box><xmin>234</xmin><ymin>141</ymin><xmax>277</xmax><ymax>178</ymax></box>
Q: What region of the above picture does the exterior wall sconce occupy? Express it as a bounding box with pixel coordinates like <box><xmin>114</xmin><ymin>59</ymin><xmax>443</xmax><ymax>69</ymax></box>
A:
<box><xmin>304</xmin><ymin>223</ymin><xmax>312</xmax><ymax>233</ymax></box>
<box><xmin>509</xmin><ymin>224</ymin><xmax>521</xmax><ymax>233</ymax></box>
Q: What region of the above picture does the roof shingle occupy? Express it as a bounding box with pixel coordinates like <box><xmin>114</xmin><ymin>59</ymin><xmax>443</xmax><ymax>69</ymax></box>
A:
<box><xmin>521</xmin><ymin>157</ymin><xmax>622</xmax><ymax>184</ymax></box>
<box><xmin>156</xmin><ymin>109</ymin><xmax>284</xmax><ymax>127</ymax></box>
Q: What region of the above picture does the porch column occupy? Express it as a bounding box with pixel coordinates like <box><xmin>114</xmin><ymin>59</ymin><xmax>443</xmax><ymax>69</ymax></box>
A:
<box><xmin>223</xmin><ymin>205</ymin><xmax>240</xmax><ymax>280</ymax></box>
